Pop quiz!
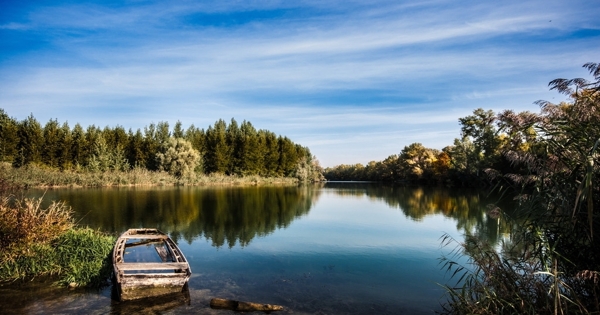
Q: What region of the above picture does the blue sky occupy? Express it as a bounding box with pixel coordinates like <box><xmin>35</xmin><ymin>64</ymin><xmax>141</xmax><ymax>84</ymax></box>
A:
<box><xmin>1</xmin><ymin>0</ymin><xmax>599</xmax><ymax>167</ymax></box>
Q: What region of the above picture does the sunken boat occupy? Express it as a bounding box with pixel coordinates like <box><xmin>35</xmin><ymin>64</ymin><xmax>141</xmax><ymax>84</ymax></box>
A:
<box><xmin>112</xmin><ymin>228</ymin><xmax>192</xmax><ymax>301</ymax></box>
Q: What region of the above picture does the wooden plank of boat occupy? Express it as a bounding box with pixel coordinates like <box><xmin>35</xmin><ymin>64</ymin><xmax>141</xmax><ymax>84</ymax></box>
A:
<box><xmin>113</xmin><ymin>228</ymin><xmax>191</xmax><ymax>301</ymax></box>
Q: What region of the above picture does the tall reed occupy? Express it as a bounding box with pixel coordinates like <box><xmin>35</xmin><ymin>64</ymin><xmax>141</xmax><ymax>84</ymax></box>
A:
<box><xmin>0</xmin><ymin>195</ymin><xmax>115</xmax><ymax>288</ymax></box>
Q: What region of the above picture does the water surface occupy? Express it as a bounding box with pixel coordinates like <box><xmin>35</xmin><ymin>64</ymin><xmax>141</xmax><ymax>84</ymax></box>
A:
<box><xmin>3</xmin><ymin>183</ymin><xmax>509</xmax><ymax>314</ymax></box>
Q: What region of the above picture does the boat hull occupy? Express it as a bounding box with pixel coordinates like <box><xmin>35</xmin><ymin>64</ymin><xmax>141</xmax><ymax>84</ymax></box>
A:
<box><xmin>113</xmin><ymin>228</ymin><xmax>191</xmax><ymax>301</ymax></box>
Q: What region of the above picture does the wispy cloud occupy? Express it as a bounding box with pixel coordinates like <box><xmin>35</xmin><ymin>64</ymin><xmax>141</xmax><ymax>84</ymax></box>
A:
<box><xmin>1</xmin><ymin>0</ymin><xmax>598</xmax><ymax>166</ymax></box>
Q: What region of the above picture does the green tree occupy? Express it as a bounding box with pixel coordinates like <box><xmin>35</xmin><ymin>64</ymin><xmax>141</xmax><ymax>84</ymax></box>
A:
<box><xmin>239</xmin><ymin>120</ymin><xmax>262</xmax><ymax>175</ymax></box>
<box><xmin>226</xmin><ymin>118</ymin><xmax>240</xmax><ymax>174</ymax></box>
<box><xmin>156</xmin><ymin>122</ymin><xmax>170</xmax><ymax>145</ymax></box>
<box><xmin>56</xmin><ymin>122</ymin><xmax>72</xmax><ymax>170</ymax></box>
<box><xmin>86</xmin><ymin>136</ymin><xmax>129</xmax><ymax>172</ymax></box>
<box><xmin>42</xmin><ymin>119</ymin><xmax>60</xmax><ymax>168</ymax></box>
<box><xmin>84</xmin><ymin>125</ymin><xmax>102</xmax><ymax>168</ymax></box>
<box><xmin>70</xmin><ymin>123</ymin><xmax>87</xmax><ymax>167</ymax></box>
<box><xmin>294</xmin><ymin>154</ymin><xmax>325</xmax><ymax>182</ymax></box>
<box><xmin>184</xmin><ymin>125</ymin><xmax>205</xmax><ymax>152</ymax></box>
<box><xmin>127</xmin><ymin>128</ymin><xmax>146</xmax><ymax>168</ymax></box>
<box><xmin>260</xmin><ymin>130</ymin><xmax>280</xmax><ymax>177</ymax></box>
<box><xmin>15</xmin><ymin>114</ymin><xmax>43</xmax><ymax>167</ymax></box>
<box><xmin>277</xmin><ymin>136</ymin><xmax>297</xmax><ymax>176</ymax></box>
<box><xmin>172</xmin><ymin>121</ymin><xmax>184</xmax><ymax>139</ymax></box>
<box><xmin>156</xmin><ymin>137</ymin><xmax>200</xmax><ymax>178</ymax></box>
<box><xmin>0</xmin><ymin>109</ymin><xmax>19</xmax><ymax>163</ymax></box>
<box><xmin>457</xmin><ymin>108</ymin><xmax>504</xmax><ymax>174</ymax></box>
<box><xmin>399</xmin><ymin>143</ymin><xmax>438</xmax><ymax>182</ymax></box>
<box><xmin>204</xmin><ymin>119</ymin><xmax>229</xmax><ymax>174</ymax></box>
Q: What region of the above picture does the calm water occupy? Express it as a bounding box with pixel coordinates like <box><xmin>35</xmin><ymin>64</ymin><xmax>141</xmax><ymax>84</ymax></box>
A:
<box><xmin>1</xmin><ymin>183</ymin><xmax>510</xmax><ymax>314</ymax></box>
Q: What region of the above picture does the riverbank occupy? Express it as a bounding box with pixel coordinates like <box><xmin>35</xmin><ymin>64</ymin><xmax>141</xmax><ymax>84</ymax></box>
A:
<box><xmin>0</xmin><ymin>194</ymin><xmax>114</xmax><ymax>288</ymax></box>
<box><xmin>0</xmin><ymin>162</ymin><xmax>299</xmax><ymax>189</ymax></box>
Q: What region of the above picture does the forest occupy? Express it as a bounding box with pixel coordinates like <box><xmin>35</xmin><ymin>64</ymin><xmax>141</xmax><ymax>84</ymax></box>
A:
<box><xmin>0</xmin><ymin>114</ymin><xmax>325</xmax><ymax>183</ymax></box>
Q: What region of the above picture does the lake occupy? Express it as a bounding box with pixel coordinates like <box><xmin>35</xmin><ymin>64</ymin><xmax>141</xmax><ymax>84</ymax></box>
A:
<box><xmin>1</xmin><ymin>182</ymin><xmax>510</xmax><ymax>314</ymax></box>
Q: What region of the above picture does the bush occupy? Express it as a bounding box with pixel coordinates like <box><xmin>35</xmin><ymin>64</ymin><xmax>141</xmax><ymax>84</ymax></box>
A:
<box><xmin>0</xmin><ymin>195</ymin><xmax>115</xmax><ymax>288</ymax></box>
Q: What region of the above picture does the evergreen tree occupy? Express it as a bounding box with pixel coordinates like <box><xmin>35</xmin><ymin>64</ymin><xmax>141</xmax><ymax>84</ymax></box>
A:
<box><xmin>84</xmin><ymin>125</ymin><xmax>102</xmax><ymax>166</ymax></box>
<box><xmin>127</xmin><ymin>128</ymin><xmax>146</xmax><ymax>167</ymax></box>
<box><xmin>0</xmin><ymin>109</ymin><xmax>19</xmax><ymax>163</ymax></box>
<box><xmin>71</xmin><ymin>123</ymin><xmax>87</xmax><ymax>168</ymax></box>
<box><xmin>56</xmin><ymin>122</ymin><xmax>72</xmax><ymax>170</ymax></box>
<box><xmin>172</xmin><ymin>120</ymin><xmax>184</xmax><ymax>138</ymax></box>
<box><xmin>261</xmin><ymin>130</ymin><xmax>280</xmax><ymax>177</ymax></box>
<box><xmin>156</xmin><ymin>121</ymin><xmax>170</xmax><ymax>145</ymax></box>
<box><xmin>15</xmin><ymin>114</ymin><xmax>43</xmax><ymax>167</ymax></box>
<box><xmin>42</xmin><ymin>119</ymin><xmax>60</xmax><ymax>168</ymax></box>
<box><xmin>204</xmin><ymin>119</ymin><xmax>229</xmax><ymax>174</ymax></box>
<box><xmin>226</xmin><ymin>118</ymin><xmax>240</xmax><ymax>174</ymax></box>
<box><xmin>184</xmin><ymin>124</ymin><xmax>205</xmax><ymax>154</ymax></box>
<box><xmin>277</xmin><ymin>136</ymin><xmax>297</xmax><ymax>176</ymax></box>
<box><xmin>239</xmin><ymin>120</ymin><xmax>262</xmax><ymax>175</ymax></box>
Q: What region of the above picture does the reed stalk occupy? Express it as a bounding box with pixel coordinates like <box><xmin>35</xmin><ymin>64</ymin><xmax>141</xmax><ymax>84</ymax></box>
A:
<box><xmin>0</xmin><ymin>194</ymin><xmax>114</xmax><ymax>288</ymax></box>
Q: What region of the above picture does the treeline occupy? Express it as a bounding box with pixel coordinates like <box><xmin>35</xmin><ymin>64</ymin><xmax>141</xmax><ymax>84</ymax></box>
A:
<box><xmin>0</xmin><ymin>112</ymin><xmax>324</xmax><ymax>182</ymax></box>
<box><xmin>324</xmin><ymin>103</ymin><xmax>565</xmax><ymax>187</ymax></box>
<box><xmin>438</xmin><ymin>63</ymin><xmax>599</xmax><ymax>313</ymax></box>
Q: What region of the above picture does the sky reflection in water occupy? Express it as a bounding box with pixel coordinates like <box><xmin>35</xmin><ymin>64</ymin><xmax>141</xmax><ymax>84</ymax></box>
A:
<box><xmin>16</xmin><ymin>183</ymin><xmax>507</xmax><ymax>314</ymax></box>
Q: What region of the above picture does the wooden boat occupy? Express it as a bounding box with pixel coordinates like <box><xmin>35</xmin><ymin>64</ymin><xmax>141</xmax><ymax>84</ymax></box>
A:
<box><xmin>112</xmin><ymin>228</ymin><xmax>192</xmax><ymax>301</ymax></box>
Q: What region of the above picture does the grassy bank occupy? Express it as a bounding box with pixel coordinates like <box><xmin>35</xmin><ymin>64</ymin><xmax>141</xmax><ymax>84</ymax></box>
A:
<box><xmin>1</xmin><ymin>162</ymin><xmax>299</xmax><ymax>188</ymax></box>
<box><xmin>0</xmin><ymin>195</ymin><xmax>115</xmax><ymax>287</ymax></box>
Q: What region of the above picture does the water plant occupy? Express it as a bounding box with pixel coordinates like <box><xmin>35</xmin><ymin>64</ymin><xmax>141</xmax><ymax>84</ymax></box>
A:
<box><xmin>440</xmin><ymin>63</ymin><xmax>600</xmax><ymax>314</ymax></box>
<box><xmin>0</xmin><ymin>194</ymin><xmax>115</xmax><ymax>288</ymax></box>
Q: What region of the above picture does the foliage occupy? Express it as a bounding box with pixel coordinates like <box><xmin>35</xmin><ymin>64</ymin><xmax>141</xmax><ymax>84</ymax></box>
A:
<box><xmin>1</xmin><ymin>162</ymin><xmax>300</xmax><ymax>188</ymax></box>
<box><xmin>0</xmin><ymin>195</ymin><xmax>114</xmax><ymax>288</ymax></box>
<box><xmin>440</xmin><ymin>232</ymin><xmax>588</xmax><ymax>315</ymax></box>
<box><xmin>440</xmin><ymin>62</ymin><xmax>600</xmax><ymax>314</ymax></box>
<box><xmin>0</xmin><ymin>111</ymin><xmax>320</xmax><ymax>181</ymax></box>
<box><xmin>0</xmin><ymin>195</ymin><xmax>73</xmax><ymax>256</ymax></box>
<box><xmin>293</xmin><ymin>155</ymin><xmax>325</xmax><ymax>183</ymax></box>
<box><xmin>156</xmin><ymin>137</ymin><xmax>201</xmax><ymax>178</ymax></box>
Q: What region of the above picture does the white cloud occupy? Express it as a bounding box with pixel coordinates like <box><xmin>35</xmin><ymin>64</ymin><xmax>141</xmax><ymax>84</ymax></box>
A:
<box><xmin>1</xmin><ymin>0</ymin><xmax>599</xmax><ymax>167</ymax></box>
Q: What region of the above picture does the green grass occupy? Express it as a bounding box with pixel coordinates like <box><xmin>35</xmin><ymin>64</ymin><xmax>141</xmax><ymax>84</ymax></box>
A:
<box><xmin>0</xmin><ymin>194</ymin><xmax>115</xmax><ymax>288</ymax></box>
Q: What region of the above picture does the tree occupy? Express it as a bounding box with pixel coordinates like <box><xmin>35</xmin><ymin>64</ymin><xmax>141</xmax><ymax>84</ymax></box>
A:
<box><xmin>458</xmin><ymin>108</ymin><xmax>502</xmax><ymax>172</ymax></box>
<box><xmin>399</xmin><ymin>142</ymin><xmax>437</xmax><ymax>182</ymax></box>
<box><xmin>172</xmin><ymin>121</ymin><xmax>184</xmax><ymax>139</ymax></box>
<box><xmin>226</xmin><ymin>118</ymin><xmax>240</xmax><ymax>174</ymax></box>
<box><xmin>185</xmin><ymin>124</ymin><xmax>205</xmax><ymax>153</ymax></box>
<box><xmin>239</xmin><ymin>120</ymin><xmax>262</xmax><ymax>175</ymax></box>
<box><xmin>86</xmin><ymin>136</ymin><xmax>129</xmax><ymax>172</ymax></box>
<box><xmin>156</xmin><ymin>137</ymin><xmax>201</xmax><ymax>178</ymax></box>
<box><xmin>127</xmin><ymin>129</ymin><xmax>146</xmax><ymax>167</ymax></box>
<box><xmin>42</xmin><ymin>119</ymin><xmax>60</xmax><ymax>168</ymax></box>
<box><xmin>204</xmin><ymin>119</ymin><xmax>229</xmax><ymax>174</ymax></box>
<box><xmin>294</xmin><ymin>155</ymin><xmax>325</xmax><ymax>182</ymax></box>
<box><xmin>71</xmin><ymin>123</ymin><xmax>87</xmax><ymax>167</ymax></box>
<box><xmin>0</xmin><ymin>109</ymin><xmax>19</xmax><ymax>163</ymax></box>
<box><xmin>56</xmin><ymin>122</ymin><xmax>72</xmax><ymax>170</ymax></box>
<box><xmin>260</xmin><ymin>130</ymin><xmax>280</xmax><ymax>177</ymax></box>
<box><xmin>277</xmin><ymin>136</ymin><xmax>297</xmax><ymax>176</ymax></box>
<box><xmin>15</xmin><ymin>114</ymin><xmax>43</xmax><ymax>167</ymax></box>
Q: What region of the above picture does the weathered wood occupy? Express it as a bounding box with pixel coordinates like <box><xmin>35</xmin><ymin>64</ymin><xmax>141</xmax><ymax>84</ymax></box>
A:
<box><xmin>121</xmin><ymin>234</ymin><xmax>169</xmax><ymax>240</ymax></box>
<box><xmin>113</xmin><ymin>228</ymin><xmax>191</xmax><ymax>301</ymax></box>
<box><xmin>210</xmin><ymin>298</ymin><xmax>284</xmax><ymax>312</ymax></box>
<box><xmin>155</xmin><ymin>245</ymin><xmax>171</xmax><ymax>262</ymax></box>
<box><xmin>116</xmin><ymin>262</ymin><xmax>189</xmax><ymax>271</ymax></box>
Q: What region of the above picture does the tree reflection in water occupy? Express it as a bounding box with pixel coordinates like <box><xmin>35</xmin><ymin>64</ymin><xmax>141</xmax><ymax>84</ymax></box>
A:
<box><xmin>34</xmin><ymin>183</ymin><xmax>511</xmax><ymax>248</ymax></box>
